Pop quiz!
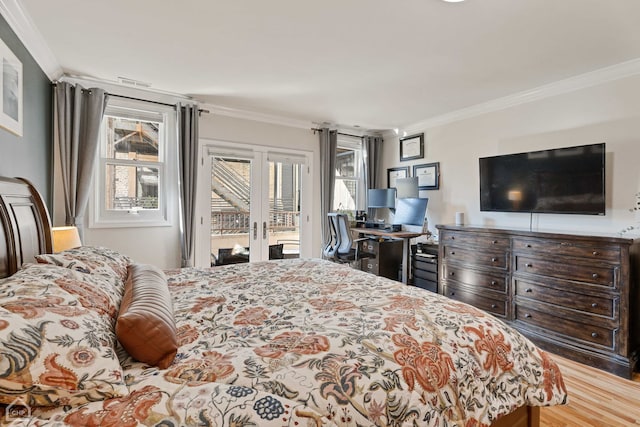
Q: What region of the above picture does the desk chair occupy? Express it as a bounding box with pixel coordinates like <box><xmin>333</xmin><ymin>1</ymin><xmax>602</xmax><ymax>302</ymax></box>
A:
<box><xmin>323</xmin><ymin>213</ymin><xmax>375</xmax><ymax>262</ymax></box>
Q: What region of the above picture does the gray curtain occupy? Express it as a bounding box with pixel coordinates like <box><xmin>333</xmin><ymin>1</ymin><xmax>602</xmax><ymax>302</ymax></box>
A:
<box><xmin>363</xmin><ymin>135</ymin><xmax>383</xmax><ymax>218</ymax></box>
<box><xmin>54</xmin><ymin>82</ymin><xmax>108</xmax><ymax>241</ymax></box>
<box><xmin>178</xmin><ymin>103</ymin><xmax>199</xmax><ymax>267</ymax></box>
<box><xmin>319</xmin><ymin>128</ymin><xmax>337</xmax><ymax>250</ymax></box>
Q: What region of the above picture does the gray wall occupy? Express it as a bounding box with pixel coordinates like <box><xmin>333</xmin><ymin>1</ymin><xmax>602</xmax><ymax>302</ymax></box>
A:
<box><xmin>0</xmin><ymin>15</ymin><xmax>52</xmax><ymax>208</ymax></box>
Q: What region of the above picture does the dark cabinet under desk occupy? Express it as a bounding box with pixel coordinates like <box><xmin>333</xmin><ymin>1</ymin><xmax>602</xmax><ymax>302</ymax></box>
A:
<box><xmin>358</xmin><ymin>238</ymin><xmax>403</xmax><ymax>280</ymax></box>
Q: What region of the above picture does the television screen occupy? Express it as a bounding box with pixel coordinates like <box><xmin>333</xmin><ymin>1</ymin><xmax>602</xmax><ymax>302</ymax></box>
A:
<box><xmin>479</xmin><ymin>143</ymin><xmax>605</xmax><ymax>215</ymax></box>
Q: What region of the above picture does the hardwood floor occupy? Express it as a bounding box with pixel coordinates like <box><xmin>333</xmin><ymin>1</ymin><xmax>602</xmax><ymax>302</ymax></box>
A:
<box><xmin>540</xmin><ymin>355</ymin><xmax>640</xmax><ymax>426</ymax></box>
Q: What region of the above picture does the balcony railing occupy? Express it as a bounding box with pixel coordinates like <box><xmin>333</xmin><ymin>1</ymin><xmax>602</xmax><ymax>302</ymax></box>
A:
<box><xmin>211</xmin><ymin>210</ymin><xmax>299</xmax><ymax>235</ymax></box>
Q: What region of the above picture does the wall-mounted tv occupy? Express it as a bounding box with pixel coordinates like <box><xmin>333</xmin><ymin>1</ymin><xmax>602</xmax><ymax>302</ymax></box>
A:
<box><xmin>479</xmin><ymin>143</ymin><xmax>605</xmax><ymax>215</ymax></box>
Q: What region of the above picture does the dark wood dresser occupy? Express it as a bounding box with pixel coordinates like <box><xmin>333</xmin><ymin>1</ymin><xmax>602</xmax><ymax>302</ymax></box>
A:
<box><xmin>437</xmin><ymin>224</ymin><xmax>640</xmax><ymax>378</ymax></box>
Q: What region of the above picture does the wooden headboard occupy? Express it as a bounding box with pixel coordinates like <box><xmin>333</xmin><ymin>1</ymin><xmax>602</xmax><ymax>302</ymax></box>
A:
<box><xmin>0</xmin><ymin>177</ymin><xmax>52</xmax><ymax>278</ymax></box>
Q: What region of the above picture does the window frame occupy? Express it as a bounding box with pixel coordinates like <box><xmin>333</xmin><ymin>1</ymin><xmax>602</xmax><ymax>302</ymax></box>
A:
<box><xmin>89</xmin><ymin>98</ymin><xmax>176</xmax><ymax>228</ymax></box>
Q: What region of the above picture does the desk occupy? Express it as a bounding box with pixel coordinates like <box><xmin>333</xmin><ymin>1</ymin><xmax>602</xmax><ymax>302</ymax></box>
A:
<box><xmin>352</xmin><ymin>228</ymin><xmax>425</xmax><ymax>284</ymax></box>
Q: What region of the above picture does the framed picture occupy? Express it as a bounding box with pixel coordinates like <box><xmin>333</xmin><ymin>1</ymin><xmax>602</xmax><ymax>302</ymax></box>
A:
<box><xmin>387</xmin><ymin>166</ymin><xmax>409</xmax><ymax>189</ymax></box>
<box><xmin>399</xmin><ymin>133</ymin><xmax>424</xmax><ymax>161</ymax></box>
<box><xmin>0</xmin><ymin>37</ymin><xmax>22</xmax><ymax>136</ymax></box>
<box><xmin>413</xmin><ymin>162</ymin><xmax>440</xmax><ymax>190</ymax></box>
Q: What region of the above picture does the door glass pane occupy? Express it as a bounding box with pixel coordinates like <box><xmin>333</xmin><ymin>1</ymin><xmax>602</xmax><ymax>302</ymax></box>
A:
<box><xmin>210</xmin><ymin>157</ymin><xmax>251</xmax><ymax>266</ymax></box>
<box><xmin>269</xmin><ymin>160</ymin><xmax>300</xmax><ymax>260</ymax></box>
<box><xmin>105</xmin><ymin>164</ymin><xmax>159</xmax><ymax>210</ymax></box>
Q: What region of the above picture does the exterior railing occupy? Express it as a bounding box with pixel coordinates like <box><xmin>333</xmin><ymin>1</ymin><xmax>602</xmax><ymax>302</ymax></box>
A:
<box><xmin>112</xmin><ymin>196</ymin><xmax>158</xmax><ymax>209</ymax></box>
<box><xmin>211</xmin><ymin>210</ymin><xmax>299</xmax><ymax>235</ymax></box>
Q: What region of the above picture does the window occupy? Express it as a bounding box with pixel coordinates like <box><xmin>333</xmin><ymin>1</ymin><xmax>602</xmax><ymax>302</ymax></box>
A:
<box><xmin>333</xmin><ymin>136</ymin><xmax>365</xmax><ymax>212</ymax></box>
<box><xmin>91</xmin><ymin>98</ymin><xmax>175</xmax><ymax>227</ymax></box>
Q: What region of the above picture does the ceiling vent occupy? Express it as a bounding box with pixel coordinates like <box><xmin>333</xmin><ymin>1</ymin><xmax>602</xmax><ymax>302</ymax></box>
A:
<box><xmin>117</xmin><ymin>77</ymin><xmax>151</xmax><ymax>88</ymax></box>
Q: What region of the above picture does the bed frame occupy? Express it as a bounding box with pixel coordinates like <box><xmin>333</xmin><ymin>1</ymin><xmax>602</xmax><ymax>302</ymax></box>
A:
<box><xmin>0</xmin><ymin>175</ymin><xmax>540</xmax><ymax>427</ymax></box>
<box><xmin>0</xmin><ymin>176</ymin><xmax>52</xmax><ymax>279</ymax></box>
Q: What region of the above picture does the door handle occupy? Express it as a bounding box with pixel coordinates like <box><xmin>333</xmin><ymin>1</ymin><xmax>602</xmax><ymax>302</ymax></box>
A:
<box><xmin>263</xmin><ymin>221</ymin><xmax>267</xmax><ymax>239</ymax></box>
<box><xmin>253</xmin><ymin>222</ymin><xmax>257</xmax><ymax>240</ymax></box>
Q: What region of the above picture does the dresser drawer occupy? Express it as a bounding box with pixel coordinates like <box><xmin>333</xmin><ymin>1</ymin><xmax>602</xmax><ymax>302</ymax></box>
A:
<box><xmin>513</xmin><ymin>237</ymin><xmax>620</xmax><ymax>263</ymax></box>
<box><xmin>514</xmin><ymin>255</ymin><xmax>615</xmax><ymax>288</ymax></box>
<box><xmin>442</xmin><ymin>264</ymin><xmax>507</xmax><ymax>293</ymax></box>
<box><xmin>440</xmin><ymin>230</ymin><xmax>509</xmax><ymax>250</ymax></box>
<box><xmin>514</xmin><ymin>280</ymin><xmax>616</xmax><ymax>318</ymax></box>
<box><xmin>442</xmin><ymin>284</ymin><xmax>508</xmax><ymax>318</ymax></box>
<box><xmin>442</xmin><ymin>245</ymin><xmax>508</xmax><ymax>269</ymax></box>
<box><xmin>515</xmin><ymin>304</ymin><xmax>615</xmax><ymax>349</ymax></box>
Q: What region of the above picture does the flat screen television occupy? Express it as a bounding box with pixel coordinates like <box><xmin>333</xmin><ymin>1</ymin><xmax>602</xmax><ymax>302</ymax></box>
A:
<box><xmin>479</xmin><ymin>143</ymin><xmax>605</xmax><ymax>215</ymax></box>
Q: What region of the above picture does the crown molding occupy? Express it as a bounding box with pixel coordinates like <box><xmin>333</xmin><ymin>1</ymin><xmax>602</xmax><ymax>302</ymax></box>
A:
<box><xmin>201</xmin><ymin>103</ymin><xmax>314</xmax><ymax>130</ymax></box>
<box><xmin>0</xmin><ymin>0</ymin><xmax>62</xmax><ymax>80</ymax></box>
<box><xmin>403</xmin><ymin>57</ymin><xmax>640</xmax><ymax>134</ymax></box>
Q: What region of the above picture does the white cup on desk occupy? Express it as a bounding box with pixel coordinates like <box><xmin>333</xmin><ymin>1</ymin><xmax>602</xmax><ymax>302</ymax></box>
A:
<box><xmin>455</xmin><ymin>212</ymin><xmax>464</xmax><ymax>226</ymax></box>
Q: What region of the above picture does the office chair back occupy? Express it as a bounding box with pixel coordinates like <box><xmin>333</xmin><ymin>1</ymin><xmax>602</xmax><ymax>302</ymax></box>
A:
<box><xmin>324</xmin><ymin>213</ymin><xmax>374</xmax><ymax>262</ymax></box>
<box><xmin>323</xmin><ymin>213</ymin><xmax>340</xmax><ymax>258</ymax></box>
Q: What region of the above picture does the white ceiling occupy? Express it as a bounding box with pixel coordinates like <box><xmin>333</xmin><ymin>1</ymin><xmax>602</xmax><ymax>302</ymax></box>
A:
<box><xmin>14</xmin><ymin>0</ymin><xmax>640</xmax><ymax>131</ymax></box>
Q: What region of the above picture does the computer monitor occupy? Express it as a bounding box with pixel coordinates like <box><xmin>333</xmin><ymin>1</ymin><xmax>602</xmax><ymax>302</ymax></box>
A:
<box><xmin>393</xmin><ymin>197</ymin><xmax>428</xmax><ymax>227</ymax></box>
<box><xmin>367</xmin><ymin>188</ymin><xmax>395</xmax><ymax>208</ymax></box>
<box><xmin>395</xmin><ymin>177</ymin><xmax>419</xmax><ymax>198</ymax></box>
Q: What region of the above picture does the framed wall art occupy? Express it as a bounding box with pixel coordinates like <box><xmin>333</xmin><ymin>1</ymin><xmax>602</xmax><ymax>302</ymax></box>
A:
<box><xmin>387</xmin><ymin>166</ymin><xmax>409</xmax><ymax>189</ymax></box>
<box><xmin>0</xmin><ymin>37</ymin><xmax>22</xmax><ymax>137</ymax></box>
<box><xmin>413</xmin><ymin>162</ymin><xmax>440</xmax><ymax>190</ymax></box>
<box><xmin>399</xmin><ymin>133</ymin><xmax>423</xmax><ymax>161</ymax></box>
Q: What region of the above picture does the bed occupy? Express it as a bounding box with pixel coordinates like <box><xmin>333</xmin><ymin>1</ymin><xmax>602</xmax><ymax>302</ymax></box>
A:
<box><xmin>0</xmin><ymin>176</ymin><xmax>567</xmax><ymax>426</ymax></box>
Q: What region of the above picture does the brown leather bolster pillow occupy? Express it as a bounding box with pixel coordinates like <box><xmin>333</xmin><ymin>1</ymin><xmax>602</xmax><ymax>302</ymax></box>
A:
<box><xmin>116</xmin><ymin>263</ymin><xmax>178</xmax><ymax>369</ymax></box>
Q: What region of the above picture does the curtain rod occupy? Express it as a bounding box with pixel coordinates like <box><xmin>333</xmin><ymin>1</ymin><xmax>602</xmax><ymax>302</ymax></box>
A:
<box><xmin>52</xmin><ymin>83</ymin><xmax>209</xmax><ymax>114</ymax></box>
<box><xmin>310</xmin><ymin>127</ymin><xmax>364</xmax><ymax>139</ymax></box>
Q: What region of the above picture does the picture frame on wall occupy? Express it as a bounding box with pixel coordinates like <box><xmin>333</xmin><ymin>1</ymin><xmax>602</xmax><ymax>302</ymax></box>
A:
<box><xmin>399</xmin><ymin>133</ymin><xmax>424</xmax><ymax>161</ymax></box>
<box><xmin>0</xmin><ymin>37</ymin><xmax>22</xmax><ymax>137</ymax></box>
<box><xmin>387</xmin><ymin>166</ymin><xmax>409</xmax><ymax>189</ymax></box>
<box><xmin>413</xmin><ymin>162</ymin><xmax>440</xmax><ymax>190</ymax></box>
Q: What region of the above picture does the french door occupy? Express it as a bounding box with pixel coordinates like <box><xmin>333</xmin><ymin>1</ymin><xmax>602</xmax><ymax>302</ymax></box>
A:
<box><xmin>195</xmin><ymin>141</ymin><xmax>311</xmax><ymax>267</ymax></box>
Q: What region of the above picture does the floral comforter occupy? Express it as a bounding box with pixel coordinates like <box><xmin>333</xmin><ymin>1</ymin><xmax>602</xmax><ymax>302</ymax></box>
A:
<box><xmin>7</xmin><ymin>258</ymin><xmax>567</xmax><ymax>426</ymax></box>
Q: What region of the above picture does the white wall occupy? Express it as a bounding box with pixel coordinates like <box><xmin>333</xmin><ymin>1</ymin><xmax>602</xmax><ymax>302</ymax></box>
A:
<box><xmin>381</xmin><ymin>74</ymin><xmax>640</xmax><ymax>238</ymax></box>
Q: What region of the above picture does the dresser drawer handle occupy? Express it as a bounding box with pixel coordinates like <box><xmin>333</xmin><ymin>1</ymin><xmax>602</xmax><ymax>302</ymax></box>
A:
<box><xmin>367</xmin><ymin>263</ymin><xmax>373</xmax><ymax>269</ymax></box>
<box><xmin>592</xmin><ymin>273</ymin><xmax>599</xmax><ymax>279</ymax></box>
<box><xmin>450</xmin><ymin>292</ymin><xmax>456</xmax><ymax>296</ymax></box>
<box><xmin>525</xmin><ymin>288</ymin><xmax>533</xmax><ymax>293</ymax></box>
<box><xmin>490</xmin><ymin>280</ymin><xmax>497</xmax><ymax>286</ymax></box>
<box><xmin>591</xmin><ymin>332</ymin><xmax>598</xmax><ymax>338</ymax></box>
<box><xmin>491</xmin><ymin>304</ymin><xmax>497</xmax><ymax>309</ymax></box>
<box><xmin>592</xmin><ymin>251</ymin><xmax>599</xmax><ymax>256</ymax></box>
<box><xmin>449</xmin><ymin>272</ymin><xmax>455</xmax><ymax>276</ymax></box>
<box><xmin>524</xmin><ymin>314</ymin><xmax>532</xmax><ymax>318</ymax></box>
<box><xmin>525</xmin><ymin>263</ymin><xmax>532</xmax><ymax>268</ymax></box>
<box><xmin>450</xmin><ymin>251</ymin><xmax>456</xmax><ymax>255</ymax></box>
<box><xmin>491</xmin><ymin>257</ymin><xmax>498</xmax><ymax>262</ymax></box>
<box><xmin>492</xmin><ymin>240</ymin><xmax>498</xmax><ymax>244</ymax></box>
<box><xmin>450</xmin><ymin>236</ymin><xmax>455</xmax><ymax>240</ymax></box>
<box><xmin>591</xmin><ymin>302</ymin><xmax>598</xmax><ymax>308</ymax></box>
<box><xmin>526</xmin><ymin>243</ymin><xmax>532</xmax><ymax>248</ymax></box>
